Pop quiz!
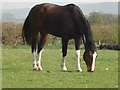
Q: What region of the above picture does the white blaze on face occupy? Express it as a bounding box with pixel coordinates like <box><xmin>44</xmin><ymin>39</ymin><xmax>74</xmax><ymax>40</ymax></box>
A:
<box><xmin>91</xmin><ymin>52</ymin><xmax>97</xmax><ymax>71</ymax></box>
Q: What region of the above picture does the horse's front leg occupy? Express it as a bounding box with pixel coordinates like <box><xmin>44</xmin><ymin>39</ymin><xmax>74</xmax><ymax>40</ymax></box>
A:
<box><xmin>76</xmin><ymin>50</ymin><xmax>82</xmax><ymax>72</ymax></box>
<box><xmin>61</xmin><ymin>38</ymin><xmax>68</xmax><ymax>71</ymax></box>
<box><xmin>74</xmin><ymin>37</ymin><xmax>83</xmax><ymax>72</ymax></box>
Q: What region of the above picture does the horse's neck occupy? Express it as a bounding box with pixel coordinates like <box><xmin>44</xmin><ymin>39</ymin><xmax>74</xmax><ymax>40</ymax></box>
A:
<box><xmin>84</xmin><ymin>28</ymin><xmax>93</xmax><ymax>43</ymax></box>
<box><xmin>81</xmin><ymin>19</ymin><xmax>94</xmax><ymax>44</ymax></box>
<box><xmin>83</xmin><ymin>28</ymin><xmax>94</xmax><ymax>50</ymax></box>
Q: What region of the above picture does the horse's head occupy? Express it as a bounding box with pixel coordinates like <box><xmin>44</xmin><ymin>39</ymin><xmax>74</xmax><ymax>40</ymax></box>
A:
<box><xmin>83</xmin><ymin>41</ymin><xmax>98</xmax><ymax>72</ymax></box>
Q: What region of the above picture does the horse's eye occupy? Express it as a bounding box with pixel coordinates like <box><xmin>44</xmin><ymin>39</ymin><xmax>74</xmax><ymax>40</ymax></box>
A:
<box><xmin>89</xmin><ymin>51</ymin><xmax>93</xmax><ymax>56</ymax></box>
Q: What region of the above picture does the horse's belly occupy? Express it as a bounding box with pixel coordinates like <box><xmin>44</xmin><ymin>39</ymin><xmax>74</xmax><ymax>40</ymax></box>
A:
<box><xmin>47</xmin><ymin>30</ymin><xmax>62</xmax><ymax>37</ymax></box>
<box><xmin>47</xmin><ymin>29</ymin><xmax>75</xmax><ymax>39</ymax></box>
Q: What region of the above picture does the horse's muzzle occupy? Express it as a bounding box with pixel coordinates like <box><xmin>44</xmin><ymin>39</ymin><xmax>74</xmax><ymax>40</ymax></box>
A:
<box><xmin>87</xmin><ymin>70</ymin><xmax>94</xmax><ymax>72</ymax></box>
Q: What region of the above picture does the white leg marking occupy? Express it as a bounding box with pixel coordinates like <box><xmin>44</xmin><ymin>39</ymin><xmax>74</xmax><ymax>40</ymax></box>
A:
<box><xmin>61</xmin><ymin>57</ymin><xmax>67</xmax><ymax>71</ymax></box>
<box><xmin>91</xmin><ymin>52</ymin><xmax>97</xmax><ymax>71</ymax></box>
<box><xmin>76</xmin><ymin>50</ymin><xmax>82</xmax><ymax>72</ymax></box>
<box><xmin>32</xmin><ymin>52</ymin><xmax>38</xmax><ymax>70</ymax></box>
<box><xmin>36</xmin><ymin>50</ymin><xmax>43</xmax><ymax>71</ymax></box>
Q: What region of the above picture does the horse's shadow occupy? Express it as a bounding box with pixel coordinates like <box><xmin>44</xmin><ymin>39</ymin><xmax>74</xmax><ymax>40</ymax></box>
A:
<box><xmin>28</xmin><ymin>69</ymin><xmax>73</xmax><ymax>73</ymax></box>
<box><xmin>61</xmin><ymin>70</ymin><xmax>73</xmax><ymax>73</ymax></box>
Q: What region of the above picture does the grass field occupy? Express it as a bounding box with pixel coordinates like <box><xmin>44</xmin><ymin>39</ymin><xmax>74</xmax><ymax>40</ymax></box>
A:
<box><xmin>2</xmin><ymin>45</ymin><xmax>119</xmax><ymax>88</ymax></box>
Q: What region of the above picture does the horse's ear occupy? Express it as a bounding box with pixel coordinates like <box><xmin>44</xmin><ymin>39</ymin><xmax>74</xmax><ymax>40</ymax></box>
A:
<box><xmin>89</xmin><ymin>51</ymin><xmax>92</xmax><ymax>56</ymax></box>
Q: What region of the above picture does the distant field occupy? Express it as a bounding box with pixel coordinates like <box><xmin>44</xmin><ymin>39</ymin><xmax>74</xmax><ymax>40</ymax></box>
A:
<box><xmin>2</xmin><ymin>45</ymin><xmax>118</xmax><ymax>88</ymax></box>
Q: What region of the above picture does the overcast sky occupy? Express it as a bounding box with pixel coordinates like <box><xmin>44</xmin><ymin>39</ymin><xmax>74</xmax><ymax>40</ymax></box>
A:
<box><xmin>1</xmin><ymin>2</ymin><xmax>100</xmax><ymax>9</ymax></box>
<box><xmin>1</xmin><ymin>0</ymin><xmax>119</xmax><ymax>9</ymax></box>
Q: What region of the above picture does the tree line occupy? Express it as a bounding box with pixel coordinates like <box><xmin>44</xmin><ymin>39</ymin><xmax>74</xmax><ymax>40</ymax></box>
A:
<box><xmin>87</xmin><ymin>12</ymin><xmax>117</xmax><ymax>25</ymax></box>
<box><xmin>2</xmin><ymin>12</ymin><xmax>118</xmax><ymax>45</ymax></box>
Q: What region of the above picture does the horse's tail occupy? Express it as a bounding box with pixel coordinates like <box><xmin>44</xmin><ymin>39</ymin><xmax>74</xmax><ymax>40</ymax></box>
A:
<box><xmin>22</xmin><ymin>16</ymin><xmax>32</xmax><ymax>45</ymax></box>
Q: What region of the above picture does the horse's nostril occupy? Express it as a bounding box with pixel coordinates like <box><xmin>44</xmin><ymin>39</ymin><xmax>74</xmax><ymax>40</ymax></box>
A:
<box><xmin>87</xmin><ymin>70</ymin><xmax>94</xmax><ymax>72</ymax></box>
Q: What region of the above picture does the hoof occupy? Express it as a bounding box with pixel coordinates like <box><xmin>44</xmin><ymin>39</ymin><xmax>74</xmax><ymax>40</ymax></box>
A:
<box><xmin>76</xmin><ymin>68</ymin><xmax>82</xmax><ymax>72</ymax></box>
<box><xmin>61</xmin><ymin>66</ymin><xmax>67</xmax><ymax>71</ymax></box>
<box><xmin>62</xmin><ymin>69</ymin><xmax>67</xmax><ymax>72</ymax></box>
<box><xmin>38</xmin><ymin>67</ymin><xmax>43</xmax><ymax>71</ymax></box>
<box><xmin>33</xmin><ymin>67</ymin><xmax>38</xmax><ymax>71</ymax></box>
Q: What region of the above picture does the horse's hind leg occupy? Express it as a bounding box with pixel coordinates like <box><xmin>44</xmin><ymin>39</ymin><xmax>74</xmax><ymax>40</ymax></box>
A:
<box><xmin>31</xmin><ymin>37</ymin><xmax>38</xmax><ymax>70</ymax></box>
<box><xmin>36</xmin><ymin>32</ymin><xmax>48</xmax><ymax>71</ymax></box>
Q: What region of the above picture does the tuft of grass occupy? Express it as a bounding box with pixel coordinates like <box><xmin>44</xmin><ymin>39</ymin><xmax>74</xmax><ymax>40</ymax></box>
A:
<box><xmin>2</xmin><ymin>45</ymin><xmax>118</xmax><ymax>88</ymax></box>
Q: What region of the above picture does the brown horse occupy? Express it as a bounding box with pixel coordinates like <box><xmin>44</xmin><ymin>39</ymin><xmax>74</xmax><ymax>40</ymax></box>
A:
<box><xmin>22</xmin><ymin>3</ymin><xmax>97</xmax><ymax>72</ymax></box>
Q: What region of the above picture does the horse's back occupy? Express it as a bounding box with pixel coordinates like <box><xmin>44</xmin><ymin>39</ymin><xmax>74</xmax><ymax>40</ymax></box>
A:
<box><xmin>27</xmin><ymin>3</ymin><xmax>85</xmax><ymax>38</ymax></box>
<box><xmin>27</xmin><ymin>3</ymin><xmax>63</xmax><ymax>30</ymax></box>
<box><xmin>43</xmin><ymin>4</ymin><xmax>77</xmax><ymax>37</ymax></box>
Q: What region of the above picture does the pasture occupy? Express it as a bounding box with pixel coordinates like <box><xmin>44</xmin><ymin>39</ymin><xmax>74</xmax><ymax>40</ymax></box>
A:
<box><xmin>2</xmin><ymin>45</ymin><xmax>118</xmax><ymax>88</ymax></box>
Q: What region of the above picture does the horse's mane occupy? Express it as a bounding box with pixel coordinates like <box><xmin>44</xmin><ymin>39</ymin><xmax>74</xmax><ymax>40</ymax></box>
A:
<box><xmin>67</xmin><ymin>4</ymin><xmax>94</xmax><ymax>44</ymax></box>
<box><xmin>66</xmin><ymin>4</ymin><xmax>96</xmax><ymax>50</ymax></box>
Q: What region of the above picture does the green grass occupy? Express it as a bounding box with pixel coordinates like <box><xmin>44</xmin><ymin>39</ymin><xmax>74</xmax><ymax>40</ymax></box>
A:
<box><xmin>2</xmin><ymin>45</ymin><xmax>118</xmax><ymax>88</ymax></box>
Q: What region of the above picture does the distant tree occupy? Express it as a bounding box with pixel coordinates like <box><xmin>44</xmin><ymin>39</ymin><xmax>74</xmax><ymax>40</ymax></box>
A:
<box><xmin>88</xmin><ymin>12</ymin><xmax>102</xmax><ymax>25</ymax></box>
<box><xmin>101</xmin><ymin>13</ymin><xmax>118</xmax><ymax>25</ymax></box>
<box><xmin>88</xmin><ymin>12</ymin><xmax>118</xmax><ymax>25</ymax></box>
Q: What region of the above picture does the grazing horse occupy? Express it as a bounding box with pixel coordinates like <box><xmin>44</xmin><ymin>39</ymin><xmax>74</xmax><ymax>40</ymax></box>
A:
<box><xmin>22</xmin><ymin>3</ymin><xmax>97</xmax><ymax>72</ymax></box>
